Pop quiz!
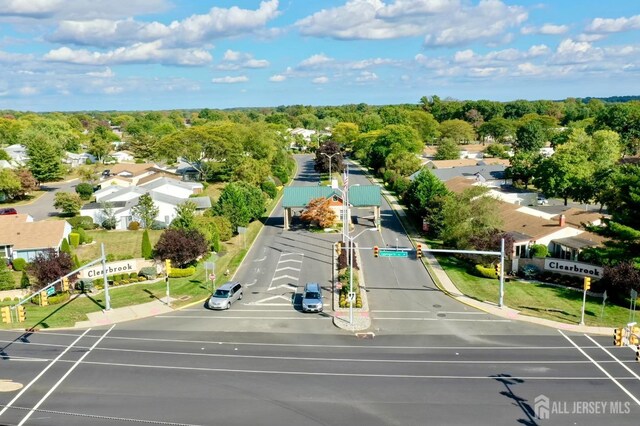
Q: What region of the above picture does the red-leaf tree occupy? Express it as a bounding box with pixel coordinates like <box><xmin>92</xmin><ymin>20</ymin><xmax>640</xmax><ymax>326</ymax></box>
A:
<box><xmin>28</xmin><ymin>248</ymin><xmax>75</xmax><ymax>290</ymax></box>
<box><xmin>300</xmin><ymin>197</ymin><xmax>337</xmax><ymax>228</ymax></box>
<box><xmin>153</xmin><ymin>228</ymin><xmax>209</xmax><ymax>268</ymax></box>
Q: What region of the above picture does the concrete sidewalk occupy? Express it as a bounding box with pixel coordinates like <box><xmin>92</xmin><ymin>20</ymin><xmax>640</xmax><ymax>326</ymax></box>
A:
<box><xmin>75</xmin><ymin>299</ymin><xmax>174</xmax><ymax>328</ymax></box>
<box><xmin>351</xmin><ymin>161</ymin><xmax>614</xmax><ymax>336</ymax></box>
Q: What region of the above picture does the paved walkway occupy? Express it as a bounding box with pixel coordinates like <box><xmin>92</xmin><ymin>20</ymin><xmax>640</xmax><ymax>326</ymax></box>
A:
<box><xmin>75</xmin><ymin>299</ymin><xmax>174</xmax><ymax>328</ymax></box>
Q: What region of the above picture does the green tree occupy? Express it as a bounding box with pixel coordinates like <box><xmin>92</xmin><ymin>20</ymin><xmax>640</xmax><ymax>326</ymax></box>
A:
<box><xmin>403</xmin><ymin>169</ymin><xmax>450</xmax><ymax>237</ymax></box>
<box><xmin>384</xmin><ymin>151</ymin><xmax>421</xmax><ymax>177</ymax></box>
<box><xmin>88</xmin><ymin>125</ymin><xmax>118</xmax><ymax>162</ymax></box>
<box><xmin>214</xmin><ymin>181</ymin><xmax>265</xmax><ymax>231</ymax></box>
<box><xmin>20</xmin><ymin>270</ymin><xmax>30</xmax><ymax>289</ymax></box>
<box><xmin>0</xmin><ymin>259</ymin><xmax>14</xmax><ymax>290</ymax></box>
<box><xmin>331</xmin><ymin>122</ymin><xmax>360</xmax><ymax>150</ymax></box>
<box><xmin>440</xmin><ymin>186</ymin><xmax>502</xmax><ymax>249</ymax></box>
<box><xmin>478</xmin><ymin>118</ymin><xmax>515</xmax><ymax>143</ymax></box>
<box><xmin>100</xmin><ymin>201</ymin><xmax>117</xmax><ymax>230</ymax></box>
<box><xmin>131</xmin><ymin>194</ymin><xmax>159</xmax><ymax>229</ymax></box>
<box><xmin>232</xmin><ymin>158</ymin><xmax>271</xmax><ymax>186</ymax></box>
<box><xmin>171</xmin><ymin>201</ymin><xmax>197</xmax><ymax>230</ymax></box>
<box><xmin>369</xmin><ymin>125</ymin><xmax>422</xmax><ymax>171</ymax></box>
<box><xmin>438</xmin><ymin>119</ymin><xmax>475</xmax><ymax>144</ymax></box>
<box><xmin>141</xmin><ymin>229</ymin><xmax>153</xmax><ymax>259</ymax></box>
<box><xmin>534</xmin><ymin>140</ymin><xmax>592</xmax><ymax>205</ymax></box>
<box><xmin>60</xmin><ymin>238</ymin><xmax>71</xmax><ymax>254</ymax></box>
<box><xmin>434</xmin><ymin>138</ymin><xmax>460</xmax><ymax>160</ymax></box>
<box><xmin>26</xmin><ymin>137</ymin><xmax>64</xmax><ymax>183</ymax></box>
<box><xmin>53</xmin><ymin>192</ymin><xmax>83</xmax><ymax>216</ymax></box>
<box><xmin>506</xmin><ymin>151</ymin><xmax>542</xmax><ymax>189</ymax></box>
<box><xmin>514</xmin><ymin>121</ymin><xmax>546</xmax><ymax>153</ymax></box>
<box><xmin>193</xmin><ymin>216</ymin><xmax>221</xmax><ymax>251</ymax></box>
<box><xmin>0</xmin><ymin>168</ymin><xmax>22</xmax><ymax>200</ymax></box>
<box><xmin>406</xmin><ymin>110</ymin><xmax>440</xmax><ymax>144</ymax></box>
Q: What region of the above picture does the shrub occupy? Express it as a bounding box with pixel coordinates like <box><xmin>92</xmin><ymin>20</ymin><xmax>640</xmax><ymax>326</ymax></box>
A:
<box><xmin>12</xmin><ymin>258</ymin><xmax>27</xmax><ymax>272</ymax></box>
<box><xmin>272</xmin><ymin>166</ymin><xmax>289</xmax><ymax>185</ymax></box>
<box><xmin>73</xmin><ymin>227</ymin><xmax>88</xmax><ymax>244</ymax></box>
<box><xmin>20</xmin><ymin>271</ymin><xmax>30</xmax><ymax>288</ymax></box>
<box><xmin>69</xmin><ymin>233</ymin><xmax>80</xmax><ymax>248</ymax></box>
<box><xmin>129</xmin><ymin>272</ymin><xmax>138</xmax><ymax>279</ymax></box>
<box><xmin>474</xmin><ymin>264</ymin><xmax>498</xmax><ymax>279</ymax></box>
<box><xmin>141</xmin><ymin>229</ymin><xmax>152</xmax><ymax>259</ymax></box>
<box><xmin>138</xmin><ymin>276</ymin><xmax>147</xmax><ymax>282</ymax></box>
<box><xmin>102</xmin><ymin>218</ymin><xmax>117</xmax><ymax>230</ymax></box>
<box><xmin>168</xmin><ymin>266</ymin><xmax>196</xmax><ymax>278</ymax></box>
<box><xmin>128</xmin><ymin>221</ymin><xmax>140</xmax><ymax>231</ymax></box>
<box><xmin>210</xmin><ymin>216</ymin><xmax>233</xmax><ymax>241</ymax></box>
<box><xmin>261</xmin><ymin>181</ymin><xmax>278</xmax><ymax>199</ymax></box>
<box><xmin>75</xmin><ymin>182</ymin><xmax>94</xmax><ymax>200</ymax></box>
<box><xmin>530</xmin><ymin>244</ymin><xmax>548</xmax><ymax>258</ymax></box>
<box><xmin>67</xmin><ymin>216</ymin><xmax>97</xmax><ymax>230</ymax></box>
<box><xmin>139</xmin><ymin>267</ymin><xmax>157</xmax><ymax>279</ymax></box>
<box><xmin>522</xmin><ymin>264</ymin><xmax>540</xmax><ymax>279</ymax></box>
<box><xmin>150</xmin><ymin>221</ymin><xmax>167</xmax><ymax>230</ymax></box>
<box><xmin>60</xmin><ymin>238</ymin><xmax>71</xmax><ymax>254</ymax></box>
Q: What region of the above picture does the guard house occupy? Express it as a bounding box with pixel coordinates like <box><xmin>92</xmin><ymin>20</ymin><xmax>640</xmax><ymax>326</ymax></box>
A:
<box><xmin>282</xmin><ymin>185</ymin><xmax>381</xmax><ymax>230</ymax></box>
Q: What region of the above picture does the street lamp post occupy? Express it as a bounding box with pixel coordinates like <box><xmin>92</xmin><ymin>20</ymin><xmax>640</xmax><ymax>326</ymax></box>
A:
<box><xmin>322</xmin><ymin>152</ymin><xmax>338</xmax><ymax>184</ymax></box>
<box><xmin>347</xmin><ymin>228</ymin><xmax>377</xmax><ymax>325</ymax></box>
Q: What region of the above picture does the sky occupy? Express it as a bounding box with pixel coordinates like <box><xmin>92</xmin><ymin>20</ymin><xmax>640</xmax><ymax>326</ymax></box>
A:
<box><xmin>0</xmin><ymin>0</ymin><xmax>639</xmax><ymax>112</ymax></box>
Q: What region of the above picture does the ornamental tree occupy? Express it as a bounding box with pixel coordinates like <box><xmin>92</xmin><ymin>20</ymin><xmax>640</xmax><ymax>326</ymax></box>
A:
<box><xmin>153</xmin><ymin>228</ymin><xmax>209</xmax><ymax>268</ymax></box>
<box><xmin>28</xmin><ymin>248</ymin><xmax>75</xmax><ymax>290</ymax></box>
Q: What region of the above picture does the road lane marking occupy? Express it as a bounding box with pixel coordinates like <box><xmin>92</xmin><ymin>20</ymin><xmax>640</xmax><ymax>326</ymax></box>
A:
<box><xmin>584</xmin><ymin>334</ymin><xmax>640</xmax><ymax>381</ymax></box>
<box><xmin>275</xmin><ymin>266</ymin><xmax>300</xmax><ymax>272</ymax></box>
<box><xmin>0</xmin><ymin>328</ymin><xmax>92</xmax><ymax>418</ymax></box>
<box><xmin>373</xmin><ymin>317</ymin><xmax>510</xmax><ymax>322</ymax></box>
<box><xmin>271</xmin><ymin>274</ymin><xmax>298</xmax><ymax>281</ymax></box>
<box><xmin>247</xmin><ymin>295</ymin><xmax>292</xmax><ymax>306</ymax></box>
<box><xmin>17</xmin><ymin>325</ymin><xmax>116</xmax><ymax>426</ymax></box>
<box><xmin>559</xmin><ymin>330</ymin><xmax>640</xmax><ymax>407</ymax></box>
<box><xmin>157</xmin><ymin>315</ymin><xmax>328</xmax><ymax>320</ymax></box>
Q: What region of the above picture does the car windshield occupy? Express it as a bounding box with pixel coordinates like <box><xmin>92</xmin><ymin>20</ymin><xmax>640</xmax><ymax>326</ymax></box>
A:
<box><xmin>305</xmin><ymin>292</ymin><xmax>321</xmax><ymax>300</ymax></box>
<box><xmin>213</xmin><ymin>289</ymin><xmax>229</xmax><ymax>298</ymax></box>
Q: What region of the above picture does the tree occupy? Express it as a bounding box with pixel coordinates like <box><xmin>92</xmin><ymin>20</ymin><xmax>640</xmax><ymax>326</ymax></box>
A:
<box><xmin>434</xmin><ymin>138</ymin><xmax>460</xmax><ymax>160</ymax></box>
<box><xmin>28</xmin><ymin>248</ymin><xmax>74</xmax><ymax>289</ymax></box>
<box><xmin>478</xmin><ymin>118</ymin><xmax>515</xmax><ymax>143</ymax></box>
<box><xmin>601</xmin><ymin>262</ymin><xmax>640</xmax><ymax>302</ymax></box>
<box><xmin>385</xmin><ymin>151</ymin><xmax>421</xmax><ymax>177</ymax></box>
<box><xmin>440</xmin><ymin>186</ymin><xmax>502</xmax><ymax>249</ymax></box>
<box><xmin>26</xmin><ymin>137</ymin><xmax>64</xmax><ymax>183</ymax></box>
<box><xmin>77</xmin><ymin>165</ymin><xmax>100</xmax><ymax>185</ymax></box>
<box><xmin>300</xmin><ymin>197</ymin><xmax>337</xmax><ymax>228</ymax></box>
<box><xmin>0</xmin><ymin>259</ymin><xmax>14</xmax><ymax>291</ymax></box>
<box><xmin>171</xmin><ymin>200</ymin><xmax>197</xmax><ymax>230</ymax></box>
<box><xmin>514</xmin><ymin>121</ymin><xmax>546</xmax><ymax>153</ymax></box>
<box><xmin>314</xmin><ymin>141</ymin><xmax>344</xmax><ymax>175</ymax></box>
<box><xmin>484</xmin><ymin>143</ymin><xmax>508</xmax><ymax>158</ymax></box>
<box><xmin>193</xmin><ymin>216</ymin><xmax>222</xmax><ymax>251</ymax></box>
<box><xmin>88</xmin><ymin>125</ymin><xmax>118</xmax><ymax>162</ymax></box>
<box><xmin>0</xmin><ymin>168</ymin><xmax>22</xmax><ymax>200</ymax></box>
<box><xmin>438</xmin><ymin>119</ymin><xmax>475</xmax><ymax>144</ymax></box>
<box><xmin>53</xmin><ymin>192</ymin><xmax>83</xmax><ymax>216</ymax></box>
<box><xmin>232</xmin><ymin>158</ymin><xmax>271</xmax><ymax>186</ymax></box>
<box><xmin>131</xmin><ymin>193</ymin><xmax>159</xmax><ymax>229</ymax></box>
<box><xmin>369</xmin><ymin>125</ymin><xmax>422</xmax><ymax>171</ymax></box>
<box><xmin>100</xmin><ymin>201</ymin><xmax>117</xmax><ymax>229</ymax></box>
<box><xmin>153</xmin><ymin>228</ymin><xmax>209</xmax><ymax>268</ymax></box>
<box><xmin>14</xmin><ymin>168</ymin><xmax>38</xmax><ymax>197</ymax></box>
<box><xmin>332</xmin><ymin>122</ymin><xmax>360</xmax><ymax>150</ymax></box>
<box><xmin>534</xmin><ymin>141</ymin><xmax>592</xmax><ymax>205</ymax></box>
<box><xmin>214</xmin><ymin>182</ymin><xmax>265</xmax><ymax>231</ymax></box>
<box><xmin>60</xmin><ymin>238</ymin><xmax>71</xmax><ymax>254</ymax></box>
<box><xmin>403</xmin><ymin>169</ymin><xmax>450</xmax><ymax>236</ymax></box>
<box><xmin>406</xmin><ymin>110</ymin><xmax>440</xmax><ymax>144</ymax></box>
<box><xmin>506</xmin><ymin>151</ymin><xmax>542</xmax><ymax>189</ymax></box>
<box><xmin>75</xmin><ymin>182</ymin><xmax>94</xmax><ymax>200</ymax></box>
<box><xmin>141</xmin><ymin>229</ymin><xmax>153</xmax><ymax>259</ymax></box>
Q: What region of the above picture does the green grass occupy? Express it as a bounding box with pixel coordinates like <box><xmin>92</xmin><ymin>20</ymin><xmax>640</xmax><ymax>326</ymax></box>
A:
<box><xmin>0</xmin><ymin>190</ymin><xmax>47</xmax><ymax>207</ymax></box>
<box><xmin>75</xmin><ymin>229</ymin><xmax>164</xmax><ymax>261</ymax></box>
<box><xmin>437</xmin><ymin>255</ymin><xmax>635</xmax><ymax>328</ymax></box>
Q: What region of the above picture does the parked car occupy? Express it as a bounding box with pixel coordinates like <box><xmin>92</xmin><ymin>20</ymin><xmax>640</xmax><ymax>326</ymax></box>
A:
<box><xmin>207</xmin><ymin>282</ymin><xmax>243</xmax><ymax>310</ymax></box>
<box><xmin>301</xmin><ymin>282</ymin><xmax>323</xmax><ymax>313</ymax></box>
<box><xmin>0</xmin><ymin>207</ymin><xmax>17</xmax><ymax>215</ymax></box>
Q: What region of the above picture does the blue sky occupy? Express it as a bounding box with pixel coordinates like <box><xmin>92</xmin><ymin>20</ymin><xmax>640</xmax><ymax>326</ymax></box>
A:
<box><xmin>0</xmin><ymin>0</ymin><xmax>638</xmax><ymax>111</ymax></box>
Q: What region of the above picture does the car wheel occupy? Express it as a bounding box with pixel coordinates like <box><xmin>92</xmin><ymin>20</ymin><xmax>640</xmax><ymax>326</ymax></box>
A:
<box><xmin>227</xmin><ymin>302</ymin><xmax>231</xmax><ymax>310</ymax></box>
<box><xmin>239</xmin><ymin>292</ymin><xmax>243</xmax><ymax>300</ymax></box>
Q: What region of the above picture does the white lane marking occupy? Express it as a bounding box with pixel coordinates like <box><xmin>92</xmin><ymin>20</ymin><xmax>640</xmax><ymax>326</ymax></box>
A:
<box><xmin>247</xmin><ymin>295</ymin><xmax>292</xmax><ymax>306</ymax></box>
<box><xmin>373</xmin><ymin>317</ymin><xmax>510</xmax><ymax>322</ymax></box>
<box><xmin>559</xmin><ymin>330</ymin><xmax>640</xmax><ymax>407</ymax></box>
<box><xmin>17</xmin><ymin>325</ymin><xmax>116</xmax><ymax>426</ymax></box>
<box><xmin>267</xmin><ymin>284</ymin><xmax>297</xmax><ymax>291</ymax></box>
<box><xmin>157</xmin><ymin>316</ymin><xmax>328</xmax><ymax>320</ymax></box>
<box><xmin>4</xmin><ymin>358</ymin><xmax>48</xmax><ymax>362</ymax></box>
<box><xmin>372</xmin><ymin>310</ymin><xmax>485</xmax><ymax>314</ymax></box>
<box><xmin>279</xmin><ymin>258</ymin><xmax>303</xmax><ymax>263</ymax></box>
<box><xmin>245</xmin><ymin>280</ymin><xmax>257</xmax><ymax>287</ymax></box>
<box><xmin>271</xmin><ymin>274</ymin><xmax>298</xmax><ymax>281</ymax></box>
<box><xmin>275</xmin><ymin>266</ymin><xmax>300</xmax><ymax>272</ymax></box>
<box><xmin>280</xmin><ymin>252</ymin><xmax>304</xmax><ymax>257</ymax></box>
<box><xmin>69</xmin><ymin>359</ymin><xmax>625</xmax><ymax>381</ymax></box>
<box><xmin>0</xmin><ymin>328</ymin><xmax>92</xmax><ymax>417</ymax></box>
<box><xmin>254</xmin><ymin>257</ymin><xmax>267</xmax><ymax>262</ymax></box>
<box><xmin>584</xmin><ymin>334</ymin><xmax>640</xmax><ymax>381</ymax></box>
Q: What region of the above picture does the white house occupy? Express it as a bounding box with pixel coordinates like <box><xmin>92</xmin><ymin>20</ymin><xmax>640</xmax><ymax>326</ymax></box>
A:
<box><xmin>139</xmin><ymin>177</ymin><xmax>203</xmax><ymax>198</ymax></box>
<box><xmin>64</xmin><ymin>152</ymin><xmax>97</xmax><ymax>167</ymax></box>
<box><xmin>4</xmin><ymin>144</ymin><xmax>28</xmax><ymax>167</ymax></box>
<box><xmin>110</xmin><ymin>151</ymin><xmax>135</xmax><ymax>163</ymax></box>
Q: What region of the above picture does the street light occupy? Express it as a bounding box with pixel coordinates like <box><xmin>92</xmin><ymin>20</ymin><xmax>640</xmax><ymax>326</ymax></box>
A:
<box><xmin>322</xmin><ymin>152</ymin><xmax>339</xmax><ymax>184</ymax></box>
<box><xmin>346</xmin><ymin>227</ymin><xmax>377</xmax><ymax>325</ymax></box>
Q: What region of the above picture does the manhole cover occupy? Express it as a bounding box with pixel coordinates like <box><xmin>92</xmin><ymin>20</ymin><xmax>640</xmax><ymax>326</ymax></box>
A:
<box><xmin>437</xmin><ymin>313</ymin><xmax>446</xmax><ymax>318</ymax></box>
<box><xmin>433</xmin><ymin>304</ymin><xmax>442</xmax><ymax>308</ymax></box>
<box><xmin>178</xmin><ymin>295</ymin><xmax>191</xmax><ymax>301</ymax></box>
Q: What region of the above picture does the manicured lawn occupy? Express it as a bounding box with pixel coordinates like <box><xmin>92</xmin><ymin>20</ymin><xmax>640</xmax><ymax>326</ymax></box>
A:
<box><xmin>437</xmin><ymin>255</ymin><xmax>634</xmax><ymax>328</ymax></box>
<box><xmin>75</xmin><ymin>229</ymin><xmax>164</xmax><ymax>262</ymax></box>
<box><xmin>0</xmin><ymin>190</ymin><xmax>47</xmax><ymax>207</ymax></box>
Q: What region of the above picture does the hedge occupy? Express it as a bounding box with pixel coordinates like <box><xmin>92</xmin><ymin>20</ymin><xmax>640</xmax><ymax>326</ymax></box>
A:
<box><xmin>67</xmin><ymin>216</ymin><xmax>97</xmax><ymax>230</ymax></box>
<box><xmin>475</xmin><ymin>264</ymin><xmax>498</xmax><ymax>279</ymax></box>
<box><xmin>169</xmin><ymin>267</ymin><xmax>196</xmax><ymax>278</ymax></box>
<box><xmin>69</xmin><ymin>233</ymin><xmax>80</xmax><ymax>248</ymax></box>
<box><xmin>530</xmin><ymin>244</ymin><xmax>548</xmax><ymax>258</ymax></box>
<box><xmin>11</xmin><ymin>258</ymin><xmax>27</xmax><ymax>271</ymax></box>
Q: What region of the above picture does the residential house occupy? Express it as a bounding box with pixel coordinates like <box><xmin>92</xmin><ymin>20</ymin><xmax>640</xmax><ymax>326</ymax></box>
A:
<box><xmin>110</xmin><ymin>151</ymin><xmax>135</xmax><ymax>163</ymax></box>
<box><xmin>64</xmin><ymin>152</ymin><xmax>96</xmax><ymax>167</ymax></box>
<box><xmin>3</xmin><ymin>144</ymin><xmax>28</xmax><ymax>167</ymax></box>
<box><xmin>0</xmin><ymin>215</ymin><xmax>72</xmax><ymax>261</ymax></box>
<box><xmin>100</xmin><ymin>163</ymin><xmax>162</xmax><ymax>187</ymax></box>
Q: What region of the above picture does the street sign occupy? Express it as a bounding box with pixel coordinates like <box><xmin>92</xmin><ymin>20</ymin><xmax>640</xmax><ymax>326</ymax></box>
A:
<box><xmin>347</xmin><ymin>292</ymin><xmax>356</xmax><ymax>302</ymax></box>
<box><xmin>46</xmin><ymin>286</ymin><xmax>55</xmax><ymax>296</ymax></box>
<box><xmin>209</xmin><ymin>274</ymin><xmax>216</xmax><ymax>281</ymax></box>
<box><xmin>237</xmin><ymin>226</ymin><xmax>248</xmax><ymax>234</ymax></box>
<box><xmin>379</xmin><ymin>250</ymin><xmax>408</xmax><ymax>257</ymax></box>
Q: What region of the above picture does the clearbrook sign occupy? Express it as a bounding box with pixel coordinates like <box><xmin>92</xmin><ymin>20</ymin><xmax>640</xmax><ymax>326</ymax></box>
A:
<box><xmin>80</xmin><ymin>259</ymin><xmax>138</xmax><ymax>279</ymax></box>
<box><xmin>544</xmin><ymin>259</ymin><xmax>603</xmax><ymax>278</ymax></box>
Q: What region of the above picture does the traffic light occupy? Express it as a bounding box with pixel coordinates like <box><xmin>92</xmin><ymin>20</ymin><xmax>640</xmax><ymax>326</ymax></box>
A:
<box><xmin>614</xmin><ymin>328</ymin><xmax>623</xmax><ymax>346</ymax></box>
<box><xmin>336</xmin><ymin>242</ymin><xmax>342</xmax><ymax>256</ymax></box>
<box><xmin>373</xmin><ymin>246</ymin><xmax>379</xmax><ymax>258</ymax></box>
<box><xmin>40</xmin><ymin>290</ymin><xmax>48</xmax><ymax>307</ymax></box>
<box><xmin>631</xmin><ymin>326</ymin><xmax>640</xmax><ymax>346</ymax></box>
<box><xmin>583</xmin><ymin>277</ymin><xmax>591</xmax><ymax>291</ymax></box>
<box><xmin>495</xmin><ymin>263</ymin><xmax>502</xmax><ymax>276</ymax></box>
<box><xmin>62</xmin><ymin>276</ymin><xmax>69</xmax><ymax>291</ymax></box>
<box><xmin>416</xmin><ymin>243</ymin><xmax>422</xmax><ymax>259</ymax></box>
<box><xmin>1</xmin><ymin>306</ymin><xmax>11</xmax><ymax>324</ymax></box>
<box><xmin>636</xmin><ymin>349</ymin><xmax>640</xmax><ymax>363</ymax></box>
<box><xmin>16</xmin><ymin>305</ymin><xmax>25</xmax><ymax>322</ymax></box>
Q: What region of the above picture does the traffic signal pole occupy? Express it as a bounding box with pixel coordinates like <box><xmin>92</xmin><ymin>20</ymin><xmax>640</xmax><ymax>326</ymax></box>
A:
<box><xmin>499</xmin><ymin>238</ymin><xmax>505</xmax><ymax>308</ymax></box>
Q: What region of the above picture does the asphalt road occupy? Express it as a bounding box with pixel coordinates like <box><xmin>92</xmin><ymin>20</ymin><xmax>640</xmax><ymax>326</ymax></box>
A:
<box><xmin>2</xmin><ymin>154</ymin><xmax>639</xmax><ymax>425</ymax></box>
<box><xmin>14</xmin><ymin>179</ymin><xmax>79</xmax><ymax>221</ymax></box>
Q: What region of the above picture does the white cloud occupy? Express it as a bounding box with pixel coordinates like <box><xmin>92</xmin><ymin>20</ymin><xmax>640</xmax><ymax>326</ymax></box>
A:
<box><xmin>355</xmin><ymin>71</ymin><xmax>378</xmax><ymax>82</ymax></box>
<box><xmin>516</xmin><ymin>62</ymin><xmax>544</xmax><ymax>75</ymax></box>
<box><xmin>103</xmin><ymin>86</ymin><xmax>123</xmax><ymax>94</ymax></box>
<box><xmin>553</xmin><ymin>38</ymin><xmax>601</xmax><ymax>64</ymax></box>
<box><xmin>299</xmin><ymin>54</ymin><xmax>334</xmax><ymax>68</ymax></box>
<box><xmin>296</xmin><ymin>0</ymin><xmax>526</xmax><ymax>46</ymax></box>
<box><xmin>586</xmin><ymin>14</ymin><xmax>640</xmax><ymax>34</ymax></box>
<box><xmin>212</xmin><ymin>76</ymin><xmax>248</xmax><ymax>84</ymax></box>
<box><xmin>87</xmin><ymin>67</ymin><xmax>114</xmax><ymax>77</ymax></box>
<box><xmin>217</xmin><ymin>49</ymin><xmax>269</xmax><ymax>70</ymax></box>
<box><xmin>521</xmin><ymin>23</ymin><xmax>569</xmax><ymax>35</ymax></box>
<box><xmin>44</xmin><ymin>42</ymin><xmax>212</xmax><ymax>66</ymax></box>
<box><xmin>528</xmin><ymin>44</ymin><xmax>550</xmax><ymax>57</ymax></box>
<box><xmin>47</xmin><ymin>0</ymin><xmax>280</xmax><ymax>48</ymax></box>
<box><xmin>346</xmin><ymin>58</ymin><xmax>398</xmax><ymax>69</ymax></box>
<box><xmin>18</xmin><ymin>85</ymin><xmax>38</xmax><ymax>95</ymax></box>
<box><xmin>269</xmin><ymin>74</ymin><xmax>286</xmax><ymax>82</ymax></box>
<box><xmin>312</xmin><ymin>76</ymin><xmax>328</xmax><ymax>84</ymax></box>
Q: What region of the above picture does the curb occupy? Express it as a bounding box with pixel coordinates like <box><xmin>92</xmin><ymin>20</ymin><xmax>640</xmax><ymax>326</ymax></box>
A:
<box><xmin>332</xmin><ymin>242</ymin><xmax>372</xmax><ymax>332</ymax></box>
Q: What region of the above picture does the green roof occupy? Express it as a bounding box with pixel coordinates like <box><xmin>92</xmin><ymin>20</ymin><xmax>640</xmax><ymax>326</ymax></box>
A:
<box><xmin>282</xmin><ymin>185</ymin><xmax>380</xmax><ymax>208</ymax></box>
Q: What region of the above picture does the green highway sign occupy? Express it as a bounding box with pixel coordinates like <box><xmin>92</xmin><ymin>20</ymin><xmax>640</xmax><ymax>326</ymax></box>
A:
<box><xmin>46</xmin><ymin>286</ymin><xmax>55</xmax><ymax>296</ymax></box>
<box><xmin>379</xmin><ymin>250</ymin><xmax>408</xmax><ymax>257</ymax></box>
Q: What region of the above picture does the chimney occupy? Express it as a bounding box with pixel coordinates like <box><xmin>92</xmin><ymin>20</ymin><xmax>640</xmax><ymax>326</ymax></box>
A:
<box><xmin>559</xmin><ymin>214</ymin><xmax>566</xmax><ymax>227</ymax></box>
